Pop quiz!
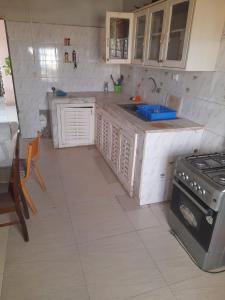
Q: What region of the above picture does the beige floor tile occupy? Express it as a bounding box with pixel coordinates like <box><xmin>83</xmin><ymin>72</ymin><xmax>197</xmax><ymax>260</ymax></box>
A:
<box><xmin>170</xmin><ymin>272</ymin><xmax>225</xmax><ymax>300</ymax></box>
<box><xmin>116</xmin><ymin>194</ymin><xmax>140</xmax><ymax>211</ymax></box>
<box><xmin>93</xmin><ymin>155</ymin><xmax>118</xmax><ymax>184</ymax></box>
<box><xmin>150</xmin><ymin>202</ymin><xmax>170</xmax><ymax>229</ymax></box>
<box><xmin>7</xmin><ymin>208</ymin><xmax>75</xmax><ymax>249</ymax></box>
<box><xmin>126</xmin><ymin>207</ymin><xmax>161</xmax><ymax>230</ymax></box>
<box><xmin>138</xmin><ymin>227</ymin><xmax>186</xmax><ymax>261</ymax></box>
<box><xmin>128</xmin><ymin>286</ymin><xmax>176</xmax><ymax>299</ymax></box>
<box><xmin>1</xmin><ymin>245</ymin><xmax>89</xmax><ymax>300</ymax></box>
<box><xmin>107</xmin><ymin>182</ymin><xmax>127</xmax><ymax>197</ymax></box>
<box><xmin>0</xmin><ymin>228</ymin><xmax>8</xmax><ymax>273</ymax></box>
<box><xmin>155</xmin><ymin>255</ymin><xmax>202</xmax><ymax>285</ymax></box>
<box><xmin>70</xmin><ymin>196</ymin><xmax>134</xmax><ymax>244</ymax></box>
<box><xmin>79</xmin><ymin>232</ymin><xmax>166</xmax><ymax>300</ymax></box>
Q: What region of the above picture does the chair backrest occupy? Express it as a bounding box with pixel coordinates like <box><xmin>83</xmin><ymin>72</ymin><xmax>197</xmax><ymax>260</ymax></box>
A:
<box><xmin>24</xmin><ymin>132</ymin><xmax>41</xmax><ymax>180</ymax></box>
<box><xmin>28</xmin><ymin>133</ymin><xmax>41</xmax><ymax>161</ymax></box>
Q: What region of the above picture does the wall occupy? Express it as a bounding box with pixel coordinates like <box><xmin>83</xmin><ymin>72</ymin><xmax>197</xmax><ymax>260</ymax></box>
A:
<box><xmin>121</xmin><ymin>25</ymin><xmax>225</xmax><ymax>153</ymax></box>
<box><xmin>7</xmin><ymin>21</ymin><xmax>120</xmax><ymax>137</ymax></box>
<box><xmin>123</xmin><ymin>0</ymin><xmax>153</xmax><ymax>11</ymax></box>
<box><xmin>0</xmin><ymin>20</ymin><xmax>16</xmax><ymax>106</ymax></box>
<box><xmin>0</xmin><ymin>0</ymin><xmax>123</xmax><ymax>27</ymax></box>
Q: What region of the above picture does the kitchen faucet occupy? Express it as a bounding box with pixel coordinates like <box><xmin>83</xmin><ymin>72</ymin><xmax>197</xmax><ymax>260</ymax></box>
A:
<box><xmin>148</xmin><ymin>77</ymin><xmax>160</xmax><ymax>93</ymax></box>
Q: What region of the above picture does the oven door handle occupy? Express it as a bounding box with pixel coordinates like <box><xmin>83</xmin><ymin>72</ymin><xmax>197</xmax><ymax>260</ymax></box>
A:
<box><xmin>173</xmin><ymin>180</ymin><xmax>208</xmax><ymax>215</ymax></box>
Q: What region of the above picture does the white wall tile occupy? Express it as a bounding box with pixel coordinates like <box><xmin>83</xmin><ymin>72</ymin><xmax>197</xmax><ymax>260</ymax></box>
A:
<box><xmin>121</xmin><ymin>33</ymin><xmax>225</xmax><ymax>153</ymax></box>
<box><xmin>7</xmin><ymin>21</ymin><xmax>120</xmax><ymax>138</ymax></box>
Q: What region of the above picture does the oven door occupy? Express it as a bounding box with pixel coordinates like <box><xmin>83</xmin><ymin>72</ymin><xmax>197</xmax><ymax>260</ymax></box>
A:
<box><xmin>171</xmin><ymin>179</ymin><xmax>217</xmax><ymax>252</ymax></box>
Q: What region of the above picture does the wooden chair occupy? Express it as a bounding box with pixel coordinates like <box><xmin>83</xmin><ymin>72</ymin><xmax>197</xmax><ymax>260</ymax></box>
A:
<box><xmin>0</xmin><ymin>151</ymin><xmax>29</xmax><ymax>242</ymax></box>
<box><xmin>20</xmin><ymin>132</ymin><xmax>46</xmax><ymax>214</ymax></box>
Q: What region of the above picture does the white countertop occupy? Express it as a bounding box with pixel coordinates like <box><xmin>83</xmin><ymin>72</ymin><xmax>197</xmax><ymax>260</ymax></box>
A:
<box><xmin>47</xmin><ymin>92</ymin><xmax>204</xmax><ymax>134</ymax></box>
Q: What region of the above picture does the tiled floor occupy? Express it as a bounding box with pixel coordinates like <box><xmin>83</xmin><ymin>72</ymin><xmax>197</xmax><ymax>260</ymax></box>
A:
<box><xmin>1</xmin><ymin>140</ymin><xmax>225</xmax><ymax>299</ymax></box>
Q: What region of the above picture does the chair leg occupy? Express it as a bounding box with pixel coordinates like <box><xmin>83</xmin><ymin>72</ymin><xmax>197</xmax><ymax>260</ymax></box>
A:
<box><xmin>33</xmin><ymin>163</ymin><xmax>46</xmax><ymax>191</ymax></box>
<box><xmin>20</xmin><ymin>182</ymin><xmax>37</xmax><ymax>214</ymax></box>
<box><xmin>15</xmin><ymin>203</ymin><xmax>29</xmax><ymax>242</ymax></box>
<box><xmin>19</xmin><ymin>187</ymin><xmax>30</xmax><ymax>219</ymax></box>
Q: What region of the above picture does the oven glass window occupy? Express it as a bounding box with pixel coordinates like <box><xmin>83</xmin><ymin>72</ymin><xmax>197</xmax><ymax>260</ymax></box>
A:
<box><xmin>171</xmin><ymin>182</ymin><xmax>217</xmax><ymax>251</ymax></box>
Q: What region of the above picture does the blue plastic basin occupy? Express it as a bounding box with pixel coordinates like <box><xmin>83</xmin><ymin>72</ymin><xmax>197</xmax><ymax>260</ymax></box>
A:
<box><xmin>136</xmin><ymin>105</ymin><xmax>177</xmax><ymax>121</ymax></box>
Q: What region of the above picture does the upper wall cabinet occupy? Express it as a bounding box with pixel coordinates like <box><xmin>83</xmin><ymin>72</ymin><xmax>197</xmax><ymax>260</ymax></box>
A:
<box><xmin>132</xmin><ymin>9</ymin><xmax>148</xmax><ymax>64</ymax></box>
<box><xmin>106</xmin><ymin>12</ymin><xmax>134</xmax><ymax>64</ymax></box>
<box><xmin>145</xmin><ymin>3</ymin><xmax>167</xmax><ymax>67</ymax></box>
<box><xmin>106</xmin><ymin>0</ymin><xmax>225</xmax><ymax>71</ymax></box>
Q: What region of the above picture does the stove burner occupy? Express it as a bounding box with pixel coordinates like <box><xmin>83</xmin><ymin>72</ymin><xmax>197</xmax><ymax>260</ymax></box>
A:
<box><xmin>213</xmin><ymin>174</ymin><xmax>225</xmax><ymax>185</ymax></box>
<box><xmin>194</xmin><ymin>161</ymin><xmax>208</xmax><ymax>169</ymax></box>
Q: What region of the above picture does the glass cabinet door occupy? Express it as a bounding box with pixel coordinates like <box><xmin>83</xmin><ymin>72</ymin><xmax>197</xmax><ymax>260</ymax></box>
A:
<box><xmin>164</xmin><ymin>0</ymin><xmax>194</xmax><ymax>68</ymax></box>
<box><xmin>145</xmin><ymin>4</ymin><xmax>167</xmax><ymax>66</ymax></box>
<box><xmin>133</xmin><ymin>11</ymin><xmax>147</xmax><ymax>63</ymax></box>
<box><xmin>106</xmin><ymin>12</ymin><xmax>134</xmax><ymax>64</ymax></box>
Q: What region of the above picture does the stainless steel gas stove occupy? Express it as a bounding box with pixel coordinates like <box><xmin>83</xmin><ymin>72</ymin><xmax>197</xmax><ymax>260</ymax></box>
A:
<box><xmin>168</xmin><ymin>153</ymin><xmax>225</xmax><ymax>271</ymax></box>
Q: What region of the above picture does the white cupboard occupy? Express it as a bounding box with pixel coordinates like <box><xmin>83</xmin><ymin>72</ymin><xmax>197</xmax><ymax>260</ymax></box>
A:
<box><xmin>106</xmin><ymin>12</ymin><xmax>134</xmax><ymax>64</ymax></box>
<box><xmin>57</xmin><ymin>103</ymin><xmax>95</xmax><ymax>148</ymax></box>
<box><xmin>106</xmin><ymin>0</ymin><xmax>225</xmax><ymax>71</ymax></box>
<box><xmin>132</xmin><ymin>9</ymin><xmax>148</xmax><ymax>64</ymax></box>
<box><xmin>95</xmin><ymin>108</ymin><xmax>137</xmax><ymax>196</ymax></box>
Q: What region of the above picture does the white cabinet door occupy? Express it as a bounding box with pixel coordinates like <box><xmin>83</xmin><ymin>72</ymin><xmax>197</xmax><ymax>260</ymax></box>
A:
<box><xmin>109</xmin><ymin>122</ymin><xmax>120</xmax><ymax>173</ymax></box>
<box><xmin>145</xmin><ymin>3</ymin><xmax>168</xmax><ymax>67</ymax></box>
<box><xmin>57</xmin><ymin>104</ymin><xmax>94</xmax><ymax>148</ymax></box>
<box><xmin>132</xmin><ymin>9</ymin><xmax>148</xmax><ymax>64</ymax></box>
<box><xmin>106</xmin><ymin>11</ymin><xmax>134</xmax><ymax>64</ymax></box>
<box><xmin>95</xmin><ymin>111</ymin><xmax>102</xmax><ymax>151</ymax></box>
<box><xmin>163</xmin><ymin>0</ymin><xmax>194</xmax><ymax>68</ymax></box>
<box><xmin>101</xmin><ymin>116</ymin><xmax>111</xmax><ymax>160</ymax></box>
<box><xmin>118</xmin><ymin>131</ymin><xmax>137</xmax><ymax>196</ymax></box>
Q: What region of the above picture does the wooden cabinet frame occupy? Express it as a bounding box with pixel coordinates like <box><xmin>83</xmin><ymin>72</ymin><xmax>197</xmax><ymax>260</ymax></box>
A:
<box><xmin>132</xmin><ymin>9</ymin><xmax>148</xmax><ymax>65</ymax></box>
<box><xmin>106</xmin><ymin>11</ymin><xmax>134</xmax><ymax>64</ymax></box>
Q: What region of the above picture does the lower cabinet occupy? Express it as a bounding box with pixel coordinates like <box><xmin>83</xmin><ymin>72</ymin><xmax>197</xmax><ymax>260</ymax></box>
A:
<box><xmin>95</xmin><ymin>108</ymin><xmax>137</xmax><ymax>196</ymax></box>
<box><xmin>118</xmin><ymin>131</ymin><xmax>137</xmax><ymax>195</ymax></box>
<box><xmin>57</xmin><ymin>103</ymin><xmax>95</xmax><ymax>148</ymax></box>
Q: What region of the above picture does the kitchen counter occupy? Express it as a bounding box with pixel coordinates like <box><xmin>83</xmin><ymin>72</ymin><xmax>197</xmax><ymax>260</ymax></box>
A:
<box><xmin>48</xmin><ymin>92</ymin><xmax>204</xmax><ymax>204</ymax></box>
<box><xmin>48</xmin><ymin>92</ymin><xmax>203</xmax><ymax>134</ymax></box>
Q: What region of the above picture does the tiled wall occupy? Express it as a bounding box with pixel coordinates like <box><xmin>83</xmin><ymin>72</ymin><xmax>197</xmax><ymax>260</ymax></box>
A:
<box><xmin>7</xmin><ymin>21</ymin><xmax>120</xmax><ymax>138</ymax></box>
<box><xmin>121</xmin><ymin>29</ymin><xmax>225</xmax><ymax>153</ymax></box>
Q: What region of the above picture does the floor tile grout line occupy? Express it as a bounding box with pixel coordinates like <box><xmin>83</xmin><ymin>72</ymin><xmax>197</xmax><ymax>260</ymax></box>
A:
<box><xmin>56</xmin><ymin>151</ymin><xmax>91</xmax><ymax>300</ymax></box>
<box><xmin>135</xmin><ymin>229</ymin><xmax>180</xmax><ymax>300</ymax></box>
<box><xmin>135</xmin><ymin>227</ymin><xmax>207</xmax><ymax>299</ymax></box>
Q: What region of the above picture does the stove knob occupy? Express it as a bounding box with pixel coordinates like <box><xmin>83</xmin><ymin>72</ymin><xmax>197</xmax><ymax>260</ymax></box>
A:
<box><xmin>182</xmin><ymin>175</ymin><xmax>186</xmax><ymax>180</ymax></box>
<box><xmin>178</xmin><ymin>172</ymin><xmax>182</xmax><ymax>177</ymax></box>
<box><xmin>198</xmin><ymin>190</ymin><xmax>203</xmax><ymax>195</ymax></box>
<box><xmin>190</xmin><ymin>181</ymin><xmax>194</xmax><ymax>187</ymax></box>
<box><xmin>185</xmin><ymin>175</ymin><xmax>189</xmax><ymax>180</ymax></box>
<box><xmin>198</xmin><ymin>185</ymin><xmax>201</xmax><ymax>190</ymax></box>
<box><xmin>193</xmin><ymin>182</ymin><xmax>197</xmax><ymax>186</ymax></box>
<box><xmin>194</xmin><ymin>186</ymin><xmax>198</xmax><ymax>191</ymax></box>
<box><xmin>202</xmin><ymin>190</ymin><xmax>206</xmax><ymax>195</ymax></box>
